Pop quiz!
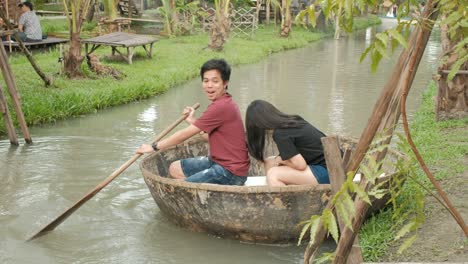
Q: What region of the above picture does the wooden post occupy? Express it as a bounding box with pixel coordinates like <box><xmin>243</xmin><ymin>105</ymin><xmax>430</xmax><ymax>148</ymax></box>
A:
<box><xmin>321</xmin><ymin>136</ymin><xmax>363</xmax><ymax>264</ymax></box>
<box><xmin>0</xmin><ymin>42</ymin><xmax>32</xmax><ymax>143</ymax></box>
<box><xmin>0</xmin><ymin>82</ymin><xmax>19</xmax><ymax>145</ymax></box>
<box><xmin>5</xmin><ymin>0</ymin><xmax>12</xmax><ymax>52</ymax></box>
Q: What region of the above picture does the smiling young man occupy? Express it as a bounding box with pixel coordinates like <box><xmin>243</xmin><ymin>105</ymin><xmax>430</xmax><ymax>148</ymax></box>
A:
<box><xmin>137</xmin><ymin>59</ymin><xmax>250</xmax><ymax>185</ymax></box>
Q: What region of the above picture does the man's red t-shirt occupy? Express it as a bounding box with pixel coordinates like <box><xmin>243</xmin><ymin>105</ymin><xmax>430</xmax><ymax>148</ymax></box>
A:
<box><xmin>194</xmin><ymin>93</ymin><xmax>250</xmax><ymax>176</ymax></box>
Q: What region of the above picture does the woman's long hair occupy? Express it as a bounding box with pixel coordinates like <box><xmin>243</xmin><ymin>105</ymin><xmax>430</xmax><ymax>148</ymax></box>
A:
<box><xmin>245</xmin><ymin>100</ymin><xmax>307</xmax><ymax>161</ymax></box>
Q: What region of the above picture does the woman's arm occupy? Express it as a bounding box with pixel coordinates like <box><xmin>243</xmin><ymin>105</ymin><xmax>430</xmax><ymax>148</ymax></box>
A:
<box><xmin>276</xmin><ymin>154</ymin><xmax>308</xmax><ymax>171</ymax></box>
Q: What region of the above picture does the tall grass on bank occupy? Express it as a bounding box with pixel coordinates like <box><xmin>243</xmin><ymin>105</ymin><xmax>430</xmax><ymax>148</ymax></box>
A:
<box><xmin>359</xmin><ymin>82</ymin><xmax>468</xmax><ymax>261</ymax></box>
<box><xmin>0</xmin><ymin>16</ymin><xmax>380</xmax><ymax>136</ymax></box>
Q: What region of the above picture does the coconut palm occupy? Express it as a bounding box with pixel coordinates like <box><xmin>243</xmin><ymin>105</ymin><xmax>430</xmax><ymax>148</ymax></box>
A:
<box><xmin>271</xmin><ymin>0</ymin><xmax>293</xmax><ymax>37</ymax></box>
<box><xmin>61</xmin><ymin>0</ymin><xmax>93</xmax><ymax>78</ymax></box>
<box><xmin>208</xmin><ymin>0</ymin><xmax>231</xmax><ymax>51</ymax></box>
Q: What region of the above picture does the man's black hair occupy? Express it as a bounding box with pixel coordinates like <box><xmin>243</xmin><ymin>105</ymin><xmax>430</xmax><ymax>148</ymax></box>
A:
<box><xmin>200</xmin><ymin>59</ymin><xmax>231</xmax><ymax>83</ymax></box>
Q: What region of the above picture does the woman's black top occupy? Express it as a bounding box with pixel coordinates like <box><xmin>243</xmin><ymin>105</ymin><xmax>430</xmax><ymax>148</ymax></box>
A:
<box><xmin>273</xmin><ymin>122</ymin><xmax>326</xmax><ymax>167</ymax></box>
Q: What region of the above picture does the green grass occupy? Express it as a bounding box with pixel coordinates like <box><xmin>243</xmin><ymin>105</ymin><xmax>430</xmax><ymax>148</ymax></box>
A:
<box><xmin>359</xmin><ymin>82</ymin><xmax>468</xmax><ymax>261</ymax></box>
<box><xmin>0</xmin><ymin>15</ymin><xmax>380</xmax><ymax>136</ymax></box>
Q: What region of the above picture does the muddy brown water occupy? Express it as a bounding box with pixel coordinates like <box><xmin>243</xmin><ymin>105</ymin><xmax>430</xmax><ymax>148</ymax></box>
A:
<box><xmin>0</xmin><ymin>20</ymin><xmax>440</xmax><ymax>263</ymax></box>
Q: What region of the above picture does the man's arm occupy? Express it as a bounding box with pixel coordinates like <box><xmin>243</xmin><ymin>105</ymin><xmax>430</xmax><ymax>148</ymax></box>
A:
<box><xmin>136</xmin><ymin>125</ymin><xmax>201</xmax><ymax>154</ymax></box>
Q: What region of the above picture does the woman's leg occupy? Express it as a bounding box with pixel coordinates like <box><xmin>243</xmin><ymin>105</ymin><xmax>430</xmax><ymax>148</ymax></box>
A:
<box><xmin>266</xmin><ymin>165</ymin><xmax>319</xmax><ymax>187</ymax></box>
<box><xmin>263</xmin><ymin>156</ymin><xmax>277</xmax><ymax>174</ymax></box>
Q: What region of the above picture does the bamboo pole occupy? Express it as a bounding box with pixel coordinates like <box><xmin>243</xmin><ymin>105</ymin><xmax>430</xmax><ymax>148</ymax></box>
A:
<box><xmin>321</xmin><ymin>136</ymin><xmax>363</xmax><ymax>264</ymax></box>
<box><xmin>0</xmin><ymin>41</ymin><xmax>32</xmax><ymax>143</ymax></box>
<box><xmin>0</xmin><ymin>82</ymin><xmax>18</xmax><ymax>145</ymax></box>
<box><xmin>3</xmin><ymin>0</ymin><xmax>12</xmax><ymax>52</ymax></box>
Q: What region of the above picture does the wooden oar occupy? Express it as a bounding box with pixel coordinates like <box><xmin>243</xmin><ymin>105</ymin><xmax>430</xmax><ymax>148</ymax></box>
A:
<box><xmin>27</xmin><ymin>103</ymin><xmax>200</xmax><ymax>241</ymax></box>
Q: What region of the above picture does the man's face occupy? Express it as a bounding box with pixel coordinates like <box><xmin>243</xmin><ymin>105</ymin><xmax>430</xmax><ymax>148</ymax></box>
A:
<box><xmin>202</xmin><ymin>69</ymin><xmax>228</xmax><ymax>101</ymax></box>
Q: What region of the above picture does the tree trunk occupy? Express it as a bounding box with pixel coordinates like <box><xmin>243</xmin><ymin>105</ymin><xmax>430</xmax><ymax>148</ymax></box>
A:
<box><xmin>208</xmin><ymin>2</ymin><xmax>230</xmax><ymax>51</ymax></box>
<box><xmin>64</xmin><ymin>33</ymin><xmax>85</xmax><ymax>78</ymax></box>
<box><xmin>266</xmin><ymin>0</ymin><xmax>271</xmax><ymax>24</ymax></box>
<box><xmin>169</xmin><ymin>0</ymin><xmax>179</xmax><ymax>33</ymax></box>
<box><xmin>280</xmin><ymin>0</ymin><xmax>291</xmax><ymax>37</ymax></box>
<box><xmin>334</xmin><ymin>7</ymin><xmax>342</xmax><ymax>39</ymax></box>
<box><xmin>86</xmin><ymin>0</ymin><xmax>95</xmax><ymax>22</ymax></box>
<box><xmin>436</xmin><ymin>14</ymin><xmax>468</xmax><ymax>120</ymax></box>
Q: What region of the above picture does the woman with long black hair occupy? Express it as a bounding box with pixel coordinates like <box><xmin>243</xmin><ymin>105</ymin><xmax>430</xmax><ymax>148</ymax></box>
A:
<box><xmin>245</xmin><ymin>100</ymin><xmax>329</xmax><ymax>186</ymax></box>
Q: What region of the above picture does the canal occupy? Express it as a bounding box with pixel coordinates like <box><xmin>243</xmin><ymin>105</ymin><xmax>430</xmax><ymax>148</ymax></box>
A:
<box><xmin>0</xmin><ymin>20</ymin><xmax>440</xmax><ymax>263</ymax></box>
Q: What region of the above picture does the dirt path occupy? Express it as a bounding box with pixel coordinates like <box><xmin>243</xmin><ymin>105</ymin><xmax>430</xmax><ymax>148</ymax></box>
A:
<box><xmin>383</xmin><ymin>167</ymin><xmax>468</xmax><ymax>262</ymax></box>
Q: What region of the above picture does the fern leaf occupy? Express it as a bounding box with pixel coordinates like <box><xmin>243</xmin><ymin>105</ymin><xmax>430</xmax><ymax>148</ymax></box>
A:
<box><xmin>447</xmin><ymin>52</ymin><xmax>468</xmax><ymax>81</ymax></box>
<box><xmin>316</xmin><ymin>252</ymin><xmax>335</xmax><ymax>264</ymax></box>
<box><xmin>308</xmin><ymin>215</ymin><xmax>322</xmax><ymax>246</ymax></box>
<box><xmin>441</xmin><ymin>11</ymin><xmax>463</xmax><ymax>26</ymax></box>
<box><xmin>335</xmin><ymin>198</ymin><xmax>352</xmax><ymax>228</ymax></box>
<box><xmin>323</xmin><ymin>209</ymin><xmax>339</xmax><ymax>242</ymax></box>
<box><xmin>360</xmin><ymin>45</ymin><xmax>373</xmax><ymax>62</ymax></box>
<box><xmin>368</xmin><ymin>188</ymin><xmax>388</xmax><ymax>199</ymax></box>
<box><xmin>397</xmin><ymin>234</ymin><xmax>417</xmax><ymax>254</ymax></box>
<box><xmin>298</xmin><ymin>221</ymin><xmax>311</xmax><ymax>245</ymax></box>
<box><xmin>374</xmin><ymin>40</ymin><xmax>389</xmax><ymax>59</ymax></box>
<box><xmin>375</xmin><ymin>32</ymin><xmax>389</xmax><ymax>47</ymax></box>
<box><xmin>308</xmin><ymin>7</ymin><xmax>317</xmax><ymax>27</ymax></box>
<box><xmin>395</xmin><ymin>221</ymin><xmax>415</xmax><ymax>240</ymax></box>
<box><xmin>342</xmin><ymin>191</ymin><xmax>356</xmax><ymax>222</ymax></box>
<box><xmin>387</xmin><ymin>28</ymin><xmax>408</xmax><ymax>49</ymax></box>
<box><xmin>352</xmin><ymin>182</ymin><xmax>372</xmax><ymax>204</ymax></box>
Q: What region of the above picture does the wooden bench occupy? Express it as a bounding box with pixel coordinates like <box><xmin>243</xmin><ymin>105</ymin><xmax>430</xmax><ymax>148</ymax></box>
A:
<box><xmin>82</xmin><ymin>32</ymin><xmax>158</xmax><ymax>64</ymax></box>
<box><xmin>1</xmin><ymin>33</ymin><xmax>69</xmax><ymax>52</ymax></box>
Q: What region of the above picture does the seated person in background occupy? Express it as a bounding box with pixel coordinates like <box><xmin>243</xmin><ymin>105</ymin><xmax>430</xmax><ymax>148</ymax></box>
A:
<box><xmin>245</xmin><ymin>100</ymin><xmax>329</xmax><ymax>187</ymax></box>
<box><xmin>16</xmin><ymin>1</ymin><xmax>43</xmax><ymax>42</ymax></box>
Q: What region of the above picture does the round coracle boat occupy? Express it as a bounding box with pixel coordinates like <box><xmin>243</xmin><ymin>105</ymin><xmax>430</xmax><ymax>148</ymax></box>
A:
<box><xmin>140</xmin><ymin>135</ymin><xmax>404</xmax><ymax>244</ymax></box>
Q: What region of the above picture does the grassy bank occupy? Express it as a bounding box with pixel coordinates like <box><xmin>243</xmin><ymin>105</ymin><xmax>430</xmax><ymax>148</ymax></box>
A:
<box><xmin>359</xmin><ymin>82</ymin><xmax>468</xmax><ymax>261</ymax></box>
<box><xmin>0</xmin><ymin>15</ymin><xmax>380</xmax><ymax>136</ymax></box>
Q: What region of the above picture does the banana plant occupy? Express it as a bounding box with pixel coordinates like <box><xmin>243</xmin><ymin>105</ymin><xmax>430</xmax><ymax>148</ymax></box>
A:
<box><xmin>156</xmin><ymin>0</ymin><xmax>174</xmax><ymax>36</ymax></box>
<box><xmin>208</xmin><ymin>0</ymin><xmax>231</xmax><ymax>50</ymax></box>
<box><xmin>294</xmin><ymin>3</ymin><xmax>317</xmax><ymax>28</ymax></box>
<box><xmin>271</xmin><ymin>0</ymin><xmax>293</xmax><ymax>37</ymax></box>
<box><xmin>61</xmin><ymin>0</ymin><xmax>93</xmax><ymax>77</ymax></box>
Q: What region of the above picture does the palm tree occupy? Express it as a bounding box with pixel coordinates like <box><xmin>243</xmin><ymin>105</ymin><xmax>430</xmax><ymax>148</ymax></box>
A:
<box><xmin>208</xmin><ymin>0</ymin><xmax>231</xmax><ymax>51</ymax></box>
<box><xmin>436</xmin><ymin>12</ymin><xmax>467</xmax><ymax>120</ymax></box>
<box><xmin>62</xmin><ymin>0</ymin><xmax>93</xmax><ymax>78</ymax></box>
<box><xmin>272</xmin><ymin>0</ymin><xmax>293</xmax><ymax>37</ymax></box>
